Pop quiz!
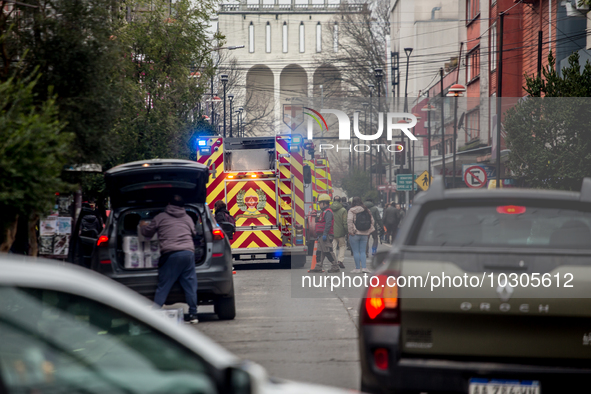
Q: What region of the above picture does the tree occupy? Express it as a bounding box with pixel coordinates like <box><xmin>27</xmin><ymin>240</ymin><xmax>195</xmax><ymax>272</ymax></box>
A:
<box><xmin>112</xmin><ymin>0</ymin><xmax>221</xmax><ymax>163</ymax></box>
<box><xmin>504</xmin><ymin>52</ymin><xmax>591</xmax><ymax>190</ymax></box>
<box><xmin>2</xmin><ymin>0</ymin><xmax>125</xmax><ymax>164</ymax></box>
<box><xmin>0</xmin><ymin>74</ymin><xmax>72</xmax><ymax>250</ymax></box>
<box><xmin>340</xmin><ymin>170</ymin><xmax>378</xmax><ymax>201</ymax></box>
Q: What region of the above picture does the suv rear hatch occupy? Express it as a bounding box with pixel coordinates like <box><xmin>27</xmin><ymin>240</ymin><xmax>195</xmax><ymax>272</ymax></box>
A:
<box><xmin>105</xmin><ymin>159</ymin><xmax>208</xmax><ymax>210</ymax></box>
<box><xmin>399</xmin><ymin>200</ymin><xmax>591</xmax><ymax>363</ymax></box>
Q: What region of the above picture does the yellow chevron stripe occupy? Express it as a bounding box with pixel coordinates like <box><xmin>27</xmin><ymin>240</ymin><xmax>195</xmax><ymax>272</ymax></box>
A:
<box><xmin>231</xmin><ymin>230</ymin><xmax>282</xmax><ymax>249</ymax></box>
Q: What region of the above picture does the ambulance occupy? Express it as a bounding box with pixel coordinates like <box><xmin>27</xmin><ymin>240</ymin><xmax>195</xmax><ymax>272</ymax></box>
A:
<box><xmin>196</xmin><ymin>135</ymin><xmax>308</xmax><ymax>267</ymax></box>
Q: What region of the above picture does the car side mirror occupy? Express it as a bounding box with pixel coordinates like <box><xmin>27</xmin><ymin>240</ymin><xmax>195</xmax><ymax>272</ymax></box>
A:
<box><xmin>224</xmin><ymin>366</ymin><xmax>252</xmax><ymax>394</ymax></box>
<box><xmin>303</xmin><ymin>165</ymin><xmax>312</xmax><ymax>185</ymax></box>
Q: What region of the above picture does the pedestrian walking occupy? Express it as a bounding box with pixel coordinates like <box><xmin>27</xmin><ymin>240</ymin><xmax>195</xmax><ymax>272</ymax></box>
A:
<box><xmin>330</xmin><ymin>196</ymin><xmax>348</xmax><ymax>269</ymax></box>
<box><xmin>140</xmin><ymin>195</ymin><xmax>199</xmax><ymax>324</ymax></box>
<box><xmin>214</xmin><ymin>200</ymin><xmax>236</xmax><ymax>239</ymax></box>
<box><xmin>347</xmin><ymin>197</ymin><xmax>374</xmax><ymax>273</ymax></box>
<box><xmin>383</xmin><ymin>201</ymin><xmax>402</xmax><ymax>244</ymax></box>
<box><xmin>309</xmin><ymin>194</ymin><xmax>340</xmax><ymax>273</ymax></box>
<box><xmin>364</xmin><ymin>198</ymin><xmax>383</xmax><ymax>256</ymax></box>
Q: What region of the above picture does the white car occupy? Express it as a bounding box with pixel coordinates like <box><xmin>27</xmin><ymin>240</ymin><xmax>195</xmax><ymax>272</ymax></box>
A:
<box><xmin>0</xmin><ymin>255</ymin><xmax>355</xmax><ymax>394</ymax></box>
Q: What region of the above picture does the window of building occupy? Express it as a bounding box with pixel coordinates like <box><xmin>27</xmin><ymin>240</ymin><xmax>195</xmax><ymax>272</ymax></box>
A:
<box><xmin>466</xmin><ymin>0</ymin><xmax>479</xmax><ymax>23</ymax></box>
<box><xmin>466</xmin><ymin>47</ymin><xmax>480</xmax><ymax>82</ymax></box>
<box><xmin>266</xmin><ymin>22</ymin><xmax>271</xmax><ymax>53</ymax></box>
<box><xmin>333</xmin><ymin>23</ymin><xmax>339</xmax><ymax>52</ymax></box>
<box><xmin>490</xmin><ymin>23</ymin><xmax>497</xmax><ymax>72</ymax></box>
<box><xmin>465</xmin><ymin>109</ymin><xmax>480</xmax><ymax>142</ymax></box>
<box><xmin>299</xmin><ymin>22</ymin><xmax>305</xmax><ymax>53</ymax></box>
<box><xmin>249</xmin><ymin>22</ymin><xmax>254</xmax><ymax>53</ymax></box>
<box><xmin>283</xmin><ymin>22</ymin><xmax>288</xmax><ymax>53</ymax></box>
<box><xmin>316</xmin><ymin>22</ymin><xmax>322</xmax><ymax>53</ymax></box>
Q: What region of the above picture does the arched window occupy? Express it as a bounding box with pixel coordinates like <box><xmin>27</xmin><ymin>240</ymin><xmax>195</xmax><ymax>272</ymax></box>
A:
<box><xmin>299</xmin><ymin>22</ymin><xmax>305</xmax><ymax>53</ymax></box>
<box><xmin>249</xmin><ymin>22</ymin><xmax>254</xmax><ymax>53</ymax></box>
<box><xmin>316</xmin><ymin>22</ymin><xmax>322</xmax><ymax>53</ymax></box>
<box><xmin>266</xmin><ymin>22</ymin><xmax>271</xmax><ymax>53</ymax></box>
<box><xmin>282</xmin><ymin>22</ymin><xmax>288</xmax><ymax>53</ymax></box>
<box><xmin>333</xmin><ymin>22</ymin><xmax>339</xmax><ymax>52</ymax></box>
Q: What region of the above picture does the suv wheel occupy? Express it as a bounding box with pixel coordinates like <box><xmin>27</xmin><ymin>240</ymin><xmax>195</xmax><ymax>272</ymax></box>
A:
<box><xmin>214</xmin><ymin>287</ymin><xmax>236</xmax><ymax>320</ymax></box>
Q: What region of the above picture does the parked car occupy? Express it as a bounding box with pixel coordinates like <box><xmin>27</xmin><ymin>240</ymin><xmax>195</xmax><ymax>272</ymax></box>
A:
<box><xmin>0</xmin><ymin>254</ymin><xmax>354</xmax><ymax>394</ymax></box>
<box><xmin>359</xmin><ymin>177</ymin><xmax>591</xmax><ymax>394</ymax></box>
<box><xmin>70</xmin><ymin>159</ymin><xmax>235</xmax><ymax>320</ymax></box>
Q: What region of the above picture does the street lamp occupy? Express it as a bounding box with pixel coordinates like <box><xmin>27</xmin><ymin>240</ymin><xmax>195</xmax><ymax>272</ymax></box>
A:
<box><xmin>362</xmin><ymin>102</ymin><xmax>369</xmax><ymax>172</ymax></box>
<box><xmin>238</xmin><ymin>107</ymin><xmax>244</xmax><ymax>137</ymax></box>
<box><xmin>374</xmin><ymin>69</ymin><xmax>384</xmax><ymax>189</ymax></box>
<box><xmin>374</xmin><ymin>68</ymin><xmax>383</xmax><ymax>99</ymax></box>
<box><xmin>446</xmin><ymin>83</ymin><xmax>467</xmax><ymax>188</ymax></box>
<box><xmin>207</xmin><ymin>45</ymin><xmax>244</xmax><ymax>123</ymax></box>
<box><xmin>220</xmin><ymin>74</ymin><xmax>229</xmax><ymax>138</ymax></box>
<box><xmin>421</xmin><ymin>101</ymin><xmax>437</xmax><ymax>186</ymax></box>
<box><xmin>235</xmin><ymin>109</ymin><xmax>241</xmax><ymax>138</ymax></box>
<box><xmin>368</xmin><ymin>83</ymin><xmax>375</xmax><ymax>189</ymax></box>
<box><xmin>403</xmin><ymin>48</ymin><xmax>413</xmax><ymax>113</ymax></box>
<box><xmin>228</xmin><ymin>93</ymin><xmax>234</xmax><ymax>137</ymax></box>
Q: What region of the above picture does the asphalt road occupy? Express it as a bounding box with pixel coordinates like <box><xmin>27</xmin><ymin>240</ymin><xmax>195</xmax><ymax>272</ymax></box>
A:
<box><xmin>196</xmin><ymin>254</ymin><xmax>363</xmax><ymax>391</ymax></box>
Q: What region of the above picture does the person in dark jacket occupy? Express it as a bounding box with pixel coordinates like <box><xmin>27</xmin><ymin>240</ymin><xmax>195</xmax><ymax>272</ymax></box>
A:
<box><xmin>364</xmin><ymin>198</ymin><xmax>383</xmax><ymax>256</ymax></box>
<box><xmin>383</xmin><ymin>202</ymin><xmax>402</xmax><ymax>244</ymax></box>
<box><xmin>309</xmin><ymin>194</ymin><xmax>339</xmax><ymax>273</ymax></box>
<box><xmin>214</xmin><ymin>200</ymin><xmax>235</xmax><ymax>239</ymax></box>
<box><xmin>140</xmin><ymin>195</ymin><xmax>198</xmax><ymax>324</ymax></box>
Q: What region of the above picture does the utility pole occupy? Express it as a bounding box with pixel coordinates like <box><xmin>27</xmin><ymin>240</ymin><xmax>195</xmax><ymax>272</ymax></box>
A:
<box><xmin>496</xmin><ymin>12</ymin><xmax>504</xmax><ymax>188</ymax></box>
<box><xmin>439</xmin><ymin>68</ymin><xmax>446</xmax><ymax>188</ymax></box>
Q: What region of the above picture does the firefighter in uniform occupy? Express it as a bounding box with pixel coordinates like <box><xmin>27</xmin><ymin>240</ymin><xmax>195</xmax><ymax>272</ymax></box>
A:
<box><xmin>309</xmin><ymin>194</ymin><xmax>340</xmax><ymax>273</ymax></box>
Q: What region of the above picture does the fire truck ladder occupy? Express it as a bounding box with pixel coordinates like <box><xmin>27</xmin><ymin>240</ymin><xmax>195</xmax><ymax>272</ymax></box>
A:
<box><xmin>277</xmin><ymin>158</ymin><xmax>295</xmax><ymax>247</ymax></box>
<box><xmin>314</xmin><ymin>159</ymin><xmax>329</xmax><ymax>195</ymax></box>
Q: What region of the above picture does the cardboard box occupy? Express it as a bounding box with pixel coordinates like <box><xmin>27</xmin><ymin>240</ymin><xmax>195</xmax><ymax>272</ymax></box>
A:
<box><xmin>124</xmin><ymin>251</ymin><xmax>144</xmax><ymax>269</ymax></box>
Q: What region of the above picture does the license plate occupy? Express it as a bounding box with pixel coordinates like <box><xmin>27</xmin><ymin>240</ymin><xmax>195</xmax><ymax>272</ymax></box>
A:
<box><xmin>469</xmin><ymin>378</ymin><xmax>540</xmax><ymax>394</ymax></box>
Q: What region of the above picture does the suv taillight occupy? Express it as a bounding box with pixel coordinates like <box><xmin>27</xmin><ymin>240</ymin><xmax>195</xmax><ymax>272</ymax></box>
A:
<box><xmin>361</xmin><ymin>273</ymin><xmax>400</xmax><ymax>325</ymax></box>
<box><xmin>97</xmin><ymin>235</ymin><xmax>109</xmax><ymax>247</ymax></box>
<box><xmin>212</xmin><ymin>228</ymin><xmax>225</xmax><ymax>241</ymax></box>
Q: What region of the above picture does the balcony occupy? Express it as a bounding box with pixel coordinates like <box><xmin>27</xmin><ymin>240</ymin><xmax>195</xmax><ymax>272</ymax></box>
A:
<box><xmin>219</xmin><ymin>2</ymin><xmax>365</xmax><ymax>13</ymax></box>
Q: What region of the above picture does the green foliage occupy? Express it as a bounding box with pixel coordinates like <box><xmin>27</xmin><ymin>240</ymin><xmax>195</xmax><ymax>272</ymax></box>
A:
<box><xmin>505</xmin><ymin>51</ymin><xmax>591</xmax><ymax>190</ymax></box>
<box><xmin>112</xmin><ymin>0</ymin><xmax>221</xmax><ymax>164</ymax></box>
<box><xmin>341</xmin><ymin>170</ymin><xmax>378</xmax><ymax>200</ymax></box>
<box><xmin>0</xmin><ymin>74</ymin><xmax>72</xmax><ymax>226</ymax></box>
<box><xmin>524</xmin><ymin>51</ymin><xmax>591</xmax><ymax>97</ymax></box>
<box><xmin>8</xmin><ymin>0</ymin><xmax>125</xmax><ymax>164</ymax></box>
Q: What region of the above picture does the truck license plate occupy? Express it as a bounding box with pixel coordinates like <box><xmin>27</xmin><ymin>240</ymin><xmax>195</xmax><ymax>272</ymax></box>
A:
<box><xmin>469</xmin><ymin>378</ymin><xmax>540</xmax><ymax>394</ymax></box>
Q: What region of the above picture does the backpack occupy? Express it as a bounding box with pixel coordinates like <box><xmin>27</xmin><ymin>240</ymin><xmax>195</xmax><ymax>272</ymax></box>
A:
<box><xmin>354</xmin><ymin>210</ymin><xmax>372</xmax><ymax>232</ymax></box>
<box><xmin>223</xmin><ymin>211</ymin><xmax>236</xmax><ymax>227</ymax></box>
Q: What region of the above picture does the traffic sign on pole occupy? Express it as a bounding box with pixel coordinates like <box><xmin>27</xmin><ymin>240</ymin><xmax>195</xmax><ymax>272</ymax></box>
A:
<box><xmin>463</xmin><ymin>165</ymin><xmax>487</xmax><ymax>188</ymax></box>
<box><xmin>415</xmin><ymin>170</ymin><xmax>433</xmax><ymax>191</ymax></box>
<box><xmin>396</xmin><ymin>174</ymin><xmax>416</xmax><ymax>191</ymax></box>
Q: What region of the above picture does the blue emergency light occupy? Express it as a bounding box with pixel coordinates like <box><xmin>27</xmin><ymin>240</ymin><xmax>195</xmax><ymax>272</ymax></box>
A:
<box><xmin>198</xmin><ymin>139</ymin><xmax>207</xmax><ymax>147</ymax></box>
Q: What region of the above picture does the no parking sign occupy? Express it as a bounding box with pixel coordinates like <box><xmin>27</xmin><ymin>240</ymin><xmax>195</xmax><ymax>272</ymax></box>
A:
<box><xmin>463</xmin><ymin>165</ymin><xmax>487</xmax><ymax>188</ymax></box>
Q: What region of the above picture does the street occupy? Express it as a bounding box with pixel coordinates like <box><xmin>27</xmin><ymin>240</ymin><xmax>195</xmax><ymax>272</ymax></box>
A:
<box><xmin>196</xmin><ymin>256</ymin><xmax>361</xmax><ymax>391</ymax></box>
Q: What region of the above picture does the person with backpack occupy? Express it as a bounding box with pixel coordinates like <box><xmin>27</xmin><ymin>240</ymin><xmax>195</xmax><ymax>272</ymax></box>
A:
<box><xmin>214</xmin><ymin>200</ymin><xmax>236</xmax><ymax>239</ymax></box>
<box><xmin>383</xmin><ymin>201</ymin><xmax>401</xmax><ymax>244</ymax></box>
<box><xmin>330</xmin><ymin>196</ymin><xmax>348</xmax><ymax>269</ymax></box>
<box><xmin>309</xmin><ymin>194</ymin><xmax>340</xmax><ymax>273</ymax></box>
<box><xmin>364</xmin><ymin>198</ymin><xmax>383</xmax><ymax>257</ymax></box>
<box><xmin>347</xmin><ymin>197</ymin><xmax>375</xmax><ymax>273</ymax></box>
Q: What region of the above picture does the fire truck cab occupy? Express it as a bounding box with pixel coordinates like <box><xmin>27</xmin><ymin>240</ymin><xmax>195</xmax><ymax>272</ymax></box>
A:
<box><xmin>196</xmin><ymin>135</ymin><xmax>307</xmax><ymax>268</ymax></box>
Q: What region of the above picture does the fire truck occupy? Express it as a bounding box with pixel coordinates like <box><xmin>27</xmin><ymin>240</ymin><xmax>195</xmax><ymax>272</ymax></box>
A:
<box><xmin>196</xmin><ymin>135</ymin><xmax>308</xmax><ymax>267</ymax></box>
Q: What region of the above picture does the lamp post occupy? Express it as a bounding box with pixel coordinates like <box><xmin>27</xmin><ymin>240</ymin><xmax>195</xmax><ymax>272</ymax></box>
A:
<box><xmin>368</xmin><ymin>83</ymin><xmax>375</xmax><ymax>189</ymax></box>
<box><xmin>421</xmin><ymin>101</ymin><xmax>437</xmax><ymax>187</ymax></box>
<box><xmin>207</xmin><ymin>45</ymin><xmax>244</xmax><ymax>123</ymax></box>
<box><xmin>220</xmin><ymin>74</ymin><xmax>228</xmax><ymax>138</ymax></box>
<box><xmin>238</xmin><ymin>107</ymin><xmax>244</xmax><ymax>137</ymax></box>
<box><xmin>362</xmin><ymin>102</ymin><xmax>369</xmax><ymax>172</ymax></box>
<box><xmin>228</xmin><ymin>93</ymin><xmax>234</xmax><ymax>137</ymax></box>
<box><xmin>446</xmin><ymin>84</ymin><xmax>467</xmax><ymax>189</ymax></box>
<box><xmin>403</xmin><ymin>48</ymin><xmax>413</xmax><ymax>113</ymax></box>
<box><xmin>235</xmin><ymin>109</ymin><xmax>240</xmax><ymax>138</ymax></box>
<box><xmin>374</xmin><ymin>68</ymin><xmax>383</xmax><ymax>188</ymax></box>
<box><xmin>411</xmin><ymin>113</ymin><xmax>421</xmax><ymax>200</ymax></box>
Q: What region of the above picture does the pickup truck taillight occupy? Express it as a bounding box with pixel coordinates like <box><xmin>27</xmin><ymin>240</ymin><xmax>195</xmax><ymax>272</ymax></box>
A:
<box><xmin>361</xmin><ymin>273</ymin><xmax>400</xmax><ymax>325</ymax></box>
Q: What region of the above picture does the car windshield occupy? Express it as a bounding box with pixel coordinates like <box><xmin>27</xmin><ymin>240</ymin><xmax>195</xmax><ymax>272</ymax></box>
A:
<box><xmin>0</xmin><ymin>287</ymin><xmax>216</xmax><ymax>394</ymax></box>
<box><xmin>414</xmin><ymin>205</ymin><xmax>591</xmax><ymax>249</ymax></box>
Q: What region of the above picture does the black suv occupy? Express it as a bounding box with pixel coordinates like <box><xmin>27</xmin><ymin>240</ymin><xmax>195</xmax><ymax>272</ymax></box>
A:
<box><xmin>71</xmin><ymin>159</ymin><xmax>235</xmax><ymax>320</ymax></box>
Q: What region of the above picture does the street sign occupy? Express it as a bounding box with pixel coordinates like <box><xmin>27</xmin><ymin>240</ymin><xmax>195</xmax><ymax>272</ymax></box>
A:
<box><xmin>377</xmin><ymin>185</ymin><xmax>396</xmax><ymax>191</ymax></box>
<box><xmin>463</xmin><ymin>165</ymin><xmax>487</xmax><ymax>188</ymax></box>
<box><xmin>415</xmin><ymin>170</ymin><xmax>433</xmax><ymax>191</ymax></box>
<box><xmin>396</xmin><ymin>174</ymin><xmax>416</xmax><ymax>191</ymax></box>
